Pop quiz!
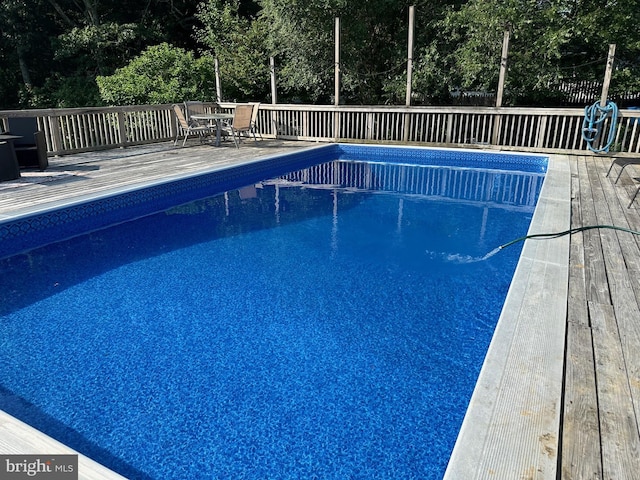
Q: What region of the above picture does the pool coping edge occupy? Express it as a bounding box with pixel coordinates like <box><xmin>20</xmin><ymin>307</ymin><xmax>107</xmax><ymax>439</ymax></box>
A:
<box><xmin>443</xmin><ymin>154</ymin><xmax>570</xmax><ymax>479</ymax></box>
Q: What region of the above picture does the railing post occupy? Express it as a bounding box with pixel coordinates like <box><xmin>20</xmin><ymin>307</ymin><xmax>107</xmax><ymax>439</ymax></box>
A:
<box><xmin>366</xmin><ymin>112</ymin><xmax>374</xmax><ymax>140</ymax></box>
<box><xmin>536</xmin><ymin>115</ymin><xmax>548</xmax><ymax>149</ymax></box>
<box><xmin>117</xmin><ymin>109</ymin><xmax>127</xmax><ymax>147</ymax></box>
<box><xmin>446</xmin><ymin>114</ymin><xmax>453</xmax><ymax>143</ymax></box>
<box><xmin>491</xmin><ymin>112</ymin><xmax>502</xmax><ymax>146</ymax></box>
<box><xmin>48</xmin><ymin>115</ymin><xmax>63</xmax><ymax>154</ymax></box>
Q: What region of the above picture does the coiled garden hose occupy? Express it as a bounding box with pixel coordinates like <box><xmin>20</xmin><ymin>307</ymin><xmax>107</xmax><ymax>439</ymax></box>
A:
<box><xmin>581</xmin><ymin>101</ymin><xmax>619</xmax><ymax>153</ymax></box>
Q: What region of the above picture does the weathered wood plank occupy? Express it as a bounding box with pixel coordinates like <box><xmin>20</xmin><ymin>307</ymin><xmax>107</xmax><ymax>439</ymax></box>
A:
<box><xmin>561</xmin><ymin>322</ymin><xmax>602</xmax><ymax>480</ymax></box>
<box><xmin>577</xmin><ymin>156</ymin><xmax>610</xmax><ymax>304</ymax></box>
<box><xmin>567</xmin><ymin>157</ymin><xmax>588</xmax><ymax>326</ymax></box>
<box><xmin>562</xmin><ymin>156</ymin><xmax>602</xmax><ymax>480</ymax></box>
<box><xmin>589</xmin><ymin>302</ymin><xmax>640</xmax><ymax>480</ymax></box>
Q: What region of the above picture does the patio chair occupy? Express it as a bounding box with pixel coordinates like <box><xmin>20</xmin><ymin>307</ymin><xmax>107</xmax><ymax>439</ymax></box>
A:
<box><xmin>606</xmin><ymin>157</ymin><xmax>640</xmax><ymax>184</ymax></box>
<box><xmin>6</xmin><ymin>117</ymin><xmax>48</xmax><ymax>171</ymax></box>
<box><xmin>184</xmin><ymin>101</ymin><xmax>205</xmax><ymax>123</ymax></box>
<box><xmin>172</xmin><ymin>104</ymin><xmax>213</xmax><ymax>146</ymax></box>
<box><xmin>248</xmin><ymin>102</ymin><xmax>263</xmax><ymax>140</ymax></box>
<box><xmin>220</xmin><ymin>104</ymin><xmax>254</xmax><ymax>148</ymax></box>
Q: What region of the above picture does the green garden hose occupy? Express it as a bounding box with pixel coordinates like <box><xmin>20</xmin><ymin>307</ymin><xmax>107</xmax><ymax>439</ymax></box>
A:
<box><xmin>498</xmin><ymin>224</ymin><xmax>640</xmax><ymax>251</ymax></box>
<box><xmin>448</xmin><ymin>225</ymin><xmax>640</xmax><ymax>263</ymax></box>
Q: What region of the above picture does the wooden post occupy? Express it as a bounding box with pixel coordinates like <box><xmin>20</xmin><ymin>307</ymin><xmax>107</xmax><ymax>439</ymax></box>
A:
<box><xmin>48</xmin><ymin>115</ymin><xmax>63</xmax><ymax>155</ymax></box>
<box><xmin>334</xmin><ymin>17</ymin><xmax>341</xmax><ymax>140</ymax></box>
<box><xmin>270</xmin><ymin>56</ymin><xmax>278</xmax><ymax>137</ymax></box>
<box><xmin>492</xmin><ymin>29</ymin><xmax>510</xmax><ymax>145</ymax></box>
<box><xmin>270</xmin><ymin>56</ymin><xmax>278</xmax><ymax>105</ymax></box>
<box><xmin>405</xmin><ymin>6</ymin><xmax>415</xmax><ymax>106</ymax></box>
<box><xmin>600</xmin><ymin>44</ymin><xmax>616</xmax><ymax>106</ymax></box>
<box><xmin>214</xmin><ymin>58</ymin><xmax>222</xmax><ymax>103</ymax></box>
<box><xmin>403</xmin><ymin>6</ymin><xmax>415</xmax><ymax>142</ymax></box>
<box><xmin>117</xmin><ymin>110</ymin><xmax>127</xmax><ymax>148</ymax></box>
<box><xmin>334</xmin><ymin>17</ymin><xmax>341</xmax><ymax>106</ymax></box>
<box><xmin>496</xmin><ymin>29</ymin><xmax>510</xmax><ymax>108</ymax></box>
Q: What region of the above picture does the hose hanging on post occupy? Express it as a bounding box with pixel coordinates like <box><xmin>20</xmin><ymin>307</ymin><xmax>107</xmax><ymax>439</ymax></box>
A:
<box><xmin>581</xmin><ymin>100</ymin><xmax>619</xmax><ymax>153</ymax></box>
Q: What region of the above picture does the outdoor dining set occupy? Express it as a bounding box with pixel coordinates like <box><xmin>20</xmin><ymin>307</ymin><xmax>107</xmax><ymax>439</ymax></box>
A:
<box><xmin>173</xmin><ymin>101</ymin><xmax>262</xmax><ymax>148</ymax></box>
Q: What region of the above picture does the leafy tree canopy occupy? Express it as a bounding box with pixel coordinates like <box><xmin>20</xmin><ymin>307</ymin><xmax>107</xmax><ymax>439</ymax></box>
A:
<box><xmin>96</xmin><ymin>43</ymin><xmax>217</xmax><ymax>105</ymax></box>
<box><xmin>1</xmin><ymin>0</ymin><xmax>639</xmax><ymax>108</ymax></box>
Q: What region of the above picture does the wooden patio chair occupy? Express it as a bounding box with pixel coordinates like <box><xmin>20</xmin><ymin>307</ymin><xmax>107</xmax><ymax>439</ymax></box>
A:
<box><xmin>220</xmin><ymin>104</ymin><xmax>254</xmax><ymax>148</ymax></box>
<box><xmin>172</xmin><ymin>104</ymin><xmax>212</xmax><ymax>146</ymax></box>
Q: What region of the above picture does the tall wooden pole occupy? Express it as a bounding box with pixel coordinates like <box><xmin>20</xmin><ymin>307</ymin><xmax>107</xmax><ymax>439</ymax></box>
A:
<box><xmin>334</xmin><ymin>17</ymin><xmax>341</xmax><ymax>140</ymax></box>
<box><xmin>334</xmin><ymin>17</ymin><xmax>341</xmax><ymax>106</ymax></box>
<box><xmin>214</xmin><ymin>58</ymin><xmax>222</xmax><ymax>103</ymax></box>
<box><xmin>270</xmin><ymin>56</ymin><xmax>278</xmax><ymax>138</ymax></box>
<box><xmin>270</xmin><ymin>56</ymin><xmax>277</xmax><ymax>105</ymax></box>
<box><xmin>405</xmin><ymin>6</ymin><xmax>415</xmax><ymax>106</ymax></box>
<box><xmin>600</xmin><ymin>44</ymin><xmax>616</xmax><ymax>106</ymax></box>
<box><xmin>495</xmin><ymin>29</ymin><xmax>510</xmax><ymax>108</ymax></box>
<box><xmin>492</xmin><ymin>29</ymin><xmax>510</xmax><ymax>145</ymax></box>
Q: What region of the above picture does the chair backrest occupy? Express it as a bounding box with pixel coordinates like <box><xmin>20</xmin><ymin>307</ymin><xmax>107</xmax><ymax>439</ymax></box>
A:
<box><xmin>233</xmin><ymin>104</ymin><xmax>254</xmax><ymax>131</ymax></box>
<box><xmin>173</xmin><ymin>104</ymin><xmax>190</xmax><ymax>129</ymax></box>
<box><xmin>184</xmin><ymin>101</ymin><xmax>206</xmax><ymax>119</ymax></box>
<box><xmin>248</xmin><ymin>102</ymin><xmax>261</xmax><ymax>126</ymax></box>
<box><xmin>7</xmin><ymin>117</ymin><xmax>39</xmax><ymax>146</ymax></box>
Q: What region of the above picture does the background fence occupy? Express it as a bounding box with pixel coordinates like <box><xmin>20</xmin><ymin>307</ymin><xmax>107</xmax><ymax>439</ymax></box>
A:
<box><xmin>2</xmin><ymin>103</ymin><xmax>640</xmax><ymax>156</ymax></box>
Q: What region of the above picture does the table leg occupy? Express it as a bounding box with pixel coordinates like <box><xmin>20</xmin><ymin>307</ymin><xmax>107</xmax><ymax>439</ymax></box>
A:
<box><xmin>215</xmin><ymin>119</ymin><xmax>222</xmax><ymax>147</ymax></box>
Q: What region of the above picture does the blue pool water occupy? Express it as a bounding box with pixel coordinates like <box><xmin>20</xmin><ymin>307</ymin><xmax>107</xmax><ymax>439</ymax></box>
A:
<box><xmin>0</xmin><ymin>146</ymin><xmax>546</xmax><ymax>479</ymax></box>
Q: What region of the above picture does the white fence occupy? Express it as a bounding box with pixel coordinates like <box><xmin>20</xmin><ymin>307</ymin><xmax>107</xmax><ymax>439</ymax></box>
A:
<box><xmin>2</xmin><ymin>103</ymin><xmax>640</xmax><ymax>156</ymax></box>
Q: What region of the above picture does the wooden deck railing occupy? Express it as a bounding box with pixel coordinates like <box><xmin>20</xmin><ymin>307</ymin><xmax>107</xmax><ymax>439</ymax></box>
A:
<box><xmin>2</xmin><ymin>103</ymin><xmax>639</xmax><ymax>156</ymax></box>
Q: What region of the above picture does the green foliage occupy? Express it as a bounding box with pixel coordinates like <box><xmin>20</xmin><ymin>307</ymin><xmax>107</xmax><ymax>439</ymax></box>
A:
<box><xmin>432</xmin><ymin>0</ymin><xmax>640</xmax><ymax>105</ymax></box>
<box><xmin>54</xmin><ymin>23</ymin><xmax>153</xmax><ymax>74</ymax></box>
<box><xmin>1</xmin><ymin>0</ymin><xmax>640</xmax><ymax>108</ymax></box>
<box><xmin>96</xmin><ymin>43</ymin><xmax>217</xmax><ymax>105</ymax></box>
<box><xmin>194</xmin><ymin>0</ymin><xmax>270</xmax><ymax>100</ymax></box>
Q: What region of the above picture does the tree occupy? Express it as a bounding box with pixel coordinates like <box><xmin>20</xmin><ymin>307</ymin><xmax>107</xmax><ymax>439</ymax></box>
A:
<box><xmin>0</xmin><ymin>0</ymin><xmax>204</xmax><ymax>108</ymax></box>
<box><xmin>427</xmin><ymin>0</ymin><xmax>640</xmax><ymax>106</ymax></box>
<box><xmin>96</xmin><ymin>43</ymin><xmax>217</xmax><ymax>105</ymax></box>
<box><xmin>194</xmin><ymin>0</ymin><xmax>270</xmax><ymax>101</ymax></box>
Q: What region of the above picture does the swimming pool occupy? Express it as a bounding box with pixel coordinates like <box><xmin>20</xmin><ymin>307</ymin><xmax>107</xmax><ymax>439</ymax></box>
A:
<box><xmin>0</xmin><ymin>145</ymin><xmax>548</xmax><ymax>479</ymax></box>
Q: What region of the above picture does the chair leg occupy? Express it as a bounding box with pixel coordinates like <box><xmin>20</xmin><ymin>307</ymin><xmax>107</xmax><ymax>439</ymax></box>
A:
<box><xmin>606</xmin><ymin>159</ymin><xmax>616</xmax><ymax>177</ymax></box>
<box><xmin>231</xmin><ymin>130</ymin><xmax>239</xmax><ymax>148</ymax></box>
<box><xmin>182</xmin><ymin>133</ymin><xmax>189</xmax><ymax>147</ymax></box>
<box><xmin>629</xmin><ymin>186</ymin><xmax>640</xmax><ymax>208</ymax></box>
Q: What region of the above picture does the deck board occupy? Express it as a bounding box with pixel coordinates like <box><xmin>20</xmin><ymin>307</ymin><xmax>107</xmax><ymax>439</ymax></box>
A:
<box><xmin>562</xmin><ymin>156</ymin><xmax>602</xmax><ymax>480</ymax></box>
<box><xmin>1</xmin><ymin>142</ymin><xmax>640</xmax><ymax>480</ymax></box>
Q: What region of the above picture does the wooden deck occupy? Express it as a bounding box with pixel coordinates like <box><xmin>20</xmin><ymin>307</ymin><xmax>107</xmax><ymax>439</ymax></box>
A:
<box><xmin>563</xmin><ymin>155</ymin><xmax>640</xmax><ymax>480</ymax></box>
<box><xmin>1</xmin><ymin>140</ymin><xmax>640</xmax><ymax>479</ymax></box>
<box><xmin>0</xmin><ymin>139</ymin><xmax>319</xmax><ymax>220</ymax></box>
